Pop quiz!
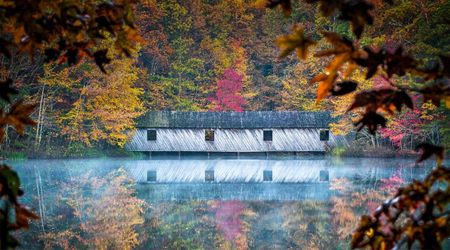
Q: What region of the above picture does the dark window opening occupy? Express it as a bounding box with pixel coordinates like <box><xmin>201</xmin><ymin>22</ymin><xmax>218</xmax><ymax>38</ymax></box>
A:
<box><xmin>263</xmin><ymin>170</ymin><xmax>273</xmax><ymax>181</ymax></box>
<box><xmin>205</xmin><ymin>129</ymin><xmax>214</xmax><ymax>141</ymax></box>
<box><xmin>147</xmin><ymin>130</ymin><xmax>157</xmax><ymax>141</ymax></box>
<box><xmin>147</xmin><ymin>170</ymin><xmax>157</xmax><ymax>182</ymax></box>
<box><xmin>263</xmin><ymin>130</ymin><xmax>273</xmax><ymax>141</ymax></box>
<box><xmin>205</xmin><ymin>170</ymin><xmax>214</xmax><ymax>182</ymax></box>
<box><xmin>320</xmin><ymin>170</ymin><xmax>329</xmax><ymax>182</ymax></box>
<box><xmin>320</xmin><ymin>129</ymin><xmax>329</xmax><ymax>141</ymax></box>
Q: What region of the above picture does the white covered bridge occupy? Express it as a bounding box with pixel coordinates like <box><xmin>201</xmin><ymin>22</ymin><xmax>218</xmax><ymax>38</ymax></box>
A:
<box><xmin>125</xmin><ymin>111</ymin><xmax>347</xmax><ymax>154</ymax></box>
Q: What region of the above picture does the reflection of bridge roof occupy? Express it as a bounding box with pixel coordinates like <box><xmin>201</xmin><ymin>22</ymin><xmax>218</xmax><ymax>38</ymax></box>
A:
<box><xmin>136</xmin><ymin>111</ymin><xmax>332</xmax><ymax>129</ymax></box>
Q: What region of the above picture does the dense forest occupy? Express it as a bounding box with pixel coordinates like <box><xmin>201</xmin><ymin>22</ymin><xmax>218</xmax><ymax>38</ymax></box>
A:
<box><xmin>0</xmin><ymin>0</ymin><xmax>449</xmax><ymax>157</ymax></box>
<box><xmin>0</xmin><ymin>1</ymin><xmax>449</xmax><ymax>249</ymax></box>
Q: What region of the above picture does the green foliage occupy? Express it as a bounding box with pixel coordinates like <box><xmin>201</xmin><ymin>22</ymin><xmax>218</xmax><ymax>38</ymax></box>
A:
<box><xmin>4</xmin><ymin>152</ymin><xmax>27</xmax><ymax>160</ymax></box>
<box><xmin>331</xmin><ymin>146</ymin><xmax>346</xmax><ymax>157</ymax></box>
<box><xmin>64</xmin><ymin>142</ymin><xmax>106</xmax><ymax>158</ymax></box>
<box><xmin>414</xmin><ymin>1</ymin><xmax>450</xmax><ymax>57</ymax></box>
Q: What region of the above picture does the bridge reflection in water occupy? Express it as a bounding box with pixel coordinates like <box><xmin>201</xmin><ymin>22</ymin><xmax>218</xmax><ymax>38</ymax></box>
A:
<box><xmin>123</xmin><ymin>158</ymin><xmax>424</xmax><ymax>201</ymax></box>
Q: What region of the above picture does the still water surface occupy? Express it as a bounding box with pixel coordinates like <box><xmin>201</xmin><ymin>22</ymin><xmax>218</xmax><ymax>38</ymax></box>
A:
<box><xmin>4</xmin><ymin>157</ymin><xmax>441</xmax><ymax>249</ymax></box>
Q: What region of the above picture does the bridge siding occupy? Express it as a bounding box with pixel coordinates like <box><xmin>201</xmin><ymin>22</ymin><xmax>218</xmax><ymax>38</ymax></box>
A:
<box><xmin>126</xmin><ymin>128</ymin><xmax>346</xmax><ymax>152</ymax></box>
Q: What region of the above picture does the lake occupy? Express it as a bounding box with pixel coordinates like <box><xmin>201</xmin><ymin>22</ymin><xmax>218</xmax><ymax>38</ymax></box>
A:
<box><xmin>4</xmin><ymin>157</ymin><xmax>443</xmax><ymax>249</ymax></box>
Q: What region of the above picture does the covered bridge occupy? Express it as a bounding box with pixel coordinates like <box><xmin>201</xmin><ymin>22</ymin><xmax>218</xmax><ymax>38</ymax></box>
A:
<box><xmin>125</xmin><ymin>111</ymin><xmax>347</xmax><ymax>154</ymax></box>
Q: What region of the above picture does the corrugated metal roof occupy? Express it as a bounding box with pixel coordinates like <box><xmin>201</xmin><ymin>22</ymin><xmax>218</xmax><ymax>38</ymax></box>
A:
<box><xmin>136</xmin><ymin>111</ymin><xmax>332</xmax><ymax>128</ymax></box>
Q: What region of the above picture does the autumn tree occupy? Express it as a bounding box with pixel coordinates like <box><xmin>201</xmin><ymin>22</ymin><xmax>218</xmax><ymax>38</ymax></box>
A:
<box><xmin>43</xmin><ymin>47</ymin><xmax>145</xmax><ymax>148</ymax></box>
<box><xmin>209</xmin><ymin>68</ymin><xmax>246</xmax><ymax>112</ymax></box>
<box><xmin>379</xmin><ymin>96</ymin><xmax>429</xmax><ymax>150</ymax></box>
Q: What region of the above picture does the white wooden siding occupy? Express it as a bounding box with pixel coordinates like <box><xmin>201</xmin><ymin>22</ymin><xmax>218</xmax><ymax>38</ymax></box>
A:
<box><xmin>125</xmin><ymin>128</ymin><xmax>347</xmax><ymax>152</ymax></box>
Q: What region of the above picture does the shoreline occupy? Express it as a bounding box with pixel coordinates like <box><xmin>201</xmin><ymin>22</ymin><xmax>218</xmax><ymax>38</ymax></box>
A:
<box><xmin>1</xmin><ymin>153</ymin><xmax>425</xmax><ymax>161</ymax></box>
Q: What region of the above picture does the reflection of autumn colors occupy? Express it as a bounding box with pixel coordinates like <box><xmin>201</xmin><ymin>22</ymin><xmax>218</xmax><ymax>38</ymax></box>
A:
<box><xmin>330</xmin><ymin>172</ymin><xmax>405</xmax><ymax>246</ymax></box>
<box><xmin>281</xmin><ymin>201</ymin><xmax>332</xmax><ymax>249</ymax></box>
<box><xmin>17</xmin><ymin>166</ymin><xmax>434</xmax><ymax>249</ymax></box>
<box><xmin>40</xmin><ymin>168</ymin><xmax>146</xmax><ymax>250</ymax></box>
<box><xmin>209</xmin><ymin>200</ymin><xmax>255</xmax><ymax>250</ymax></box>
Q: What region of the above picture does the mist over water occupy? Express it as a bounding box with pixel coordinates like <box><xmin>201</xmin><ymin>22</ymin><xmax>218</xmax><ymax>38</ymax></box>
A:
<box><xmin>5</xmin><ymin>157</ymin><xmax>441</xmax><ymax>249</ymax></box>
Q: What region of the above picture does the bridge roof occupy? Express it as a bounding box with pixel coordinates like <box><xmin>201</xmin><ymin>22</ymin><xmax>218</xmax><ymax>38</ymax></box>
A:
<box><xmin>136</xmin><ymin>111</ymin><xmax>332</xmax><ymax>129</ymax></box>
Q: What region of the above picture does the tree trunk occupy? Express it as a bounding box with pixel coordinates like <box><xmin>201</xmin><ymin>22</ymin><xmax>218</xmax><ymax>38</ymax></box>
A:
<box><xmin>34</xmin><ymin>84</ymin><xmax>46</xmax><ymax>150</ymax></box>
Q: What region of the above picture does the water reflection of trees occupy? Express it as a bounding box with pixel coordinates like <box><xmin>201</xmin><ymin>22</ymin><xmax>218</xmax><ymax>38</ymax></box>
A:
<box><xmin>281</xmin><ymin>201</ymin><xmax>332</xmax><ymax>249</ymax></box>
<box><xmin>330</xmin><ymin>173</ymin><xmax>405</xmax><ymax>249</ymax></box>
<box><xmin>141</xmin><ymin>200</ymin><xmax>221</xmax><ymax>249</ymax></box>
<box><xmin>40</xmin><ymin>168</ymin><xmax>146</xmax><ymax>250</ymax></box>
<box><xmin>28</xmin><ymin>170</ymin><xmax>407</xmax><ymax>249</ymax></box>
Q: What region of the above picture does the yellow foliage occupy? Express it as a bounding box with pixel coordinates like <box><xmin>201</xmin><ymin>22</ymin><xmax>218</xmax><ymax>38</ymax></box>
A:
<box><xmin>279</xmin><ymin>54</ymin><xmax>328</xmax><ymax>111</ymax></box>
<box><xmin>41</xmin><ymin>169</ymin><xmax>146</xmax><ymax>250</ymax></box>
<box><xmin>328</xmin><ymin>68</ymin><xmax>373</xmax><ymax>135</ymax></box>
<box><xmin>41</xmin><ymin>46</ymin><xmax>145</xmax><ymax>147</ymax></box>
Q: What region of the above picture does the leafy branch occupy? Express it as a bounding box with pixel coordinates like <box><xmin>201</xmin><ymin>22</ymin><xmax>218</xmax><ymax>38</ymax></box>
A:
<box><xmin>352</xmin><ymin>149</ymin><xmax>449</xmax><ymax>249</ymax></box>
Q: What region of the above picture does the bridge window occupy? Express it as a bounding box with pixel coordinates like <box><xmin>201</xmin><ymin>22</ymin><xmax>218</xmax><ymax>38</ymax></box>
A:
<box><xmin>320</xmin><ymin>170</ymin><xmax>329</xmax><ymax>182</ymax></box>
<box><xmin>263</xmin><ymin>130</ymin><xmax>273</xmax><ymax>141</ymax></box>
<box><xmin>205</xmin><ymin>170</ymin><xmax>214</xmax><ymax>181</ymax></box>
<box><xmin>147</xmin><ymin>130</ymin><xmax>157</xmax><ymax>141</ymax></box>
<box><xmin>205</xmin><ymin>129</ymin><xmax>214</xmax><ymax>141</ymax></box>
<box><xmin>320</xmin><ymin>129</ymin><xmax>329</xmax><ymax>141</ymax></box>
<box><xmin>147</xmin><ymin>170</ymin><xmax>157</xmax><ymax>182</ymax></box>
<box><xmin>263</xmin><ymin>170</ymin><xmax>273</xmax><ymax>181</ymax></box>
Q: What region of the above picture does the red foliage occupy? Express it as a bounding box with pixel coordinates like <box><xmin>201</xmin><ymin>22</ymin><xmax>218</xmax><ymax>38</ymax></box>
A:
<box><xmin>365</xmin><ymin>201</ymin><xmax>380</xmax><ymax>214</ymax></box>
<box><xmin>379</xmin><ymin>171</ymin><xmax>404</xmax><ymax>193</ymax></box>
<box><xmin>210</xmin><ymin>200</ymin><xmax>246</xmax><ymax>241</ymax></box>
<box><xmin>379</xmin><ymin>96</ymin><xmax>427</xmax><ymax>148</ymax></box>
<box><xmin>209</xmin><ymin>68</ymin><xmax>246</xmax><ymax>112</ymax></box>
<box><xmin>372</xmin><ymin>76</ymin><xmax>391</xmax><ymax>89</ymax></box>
